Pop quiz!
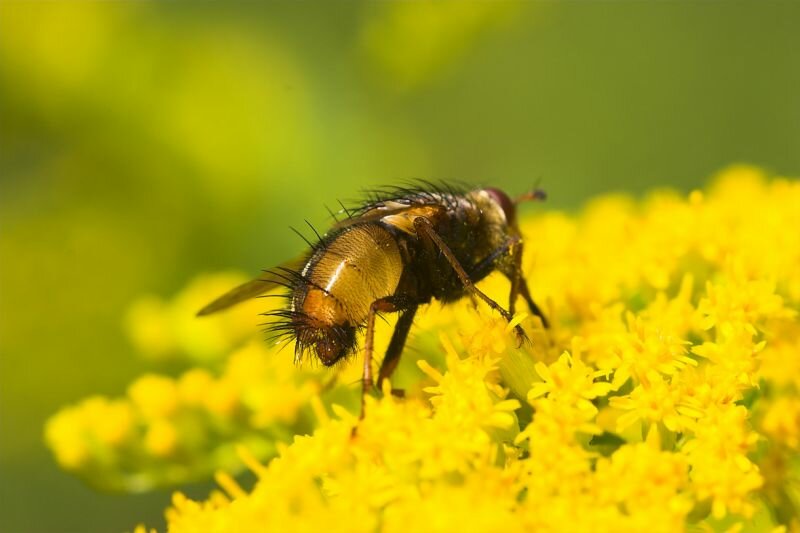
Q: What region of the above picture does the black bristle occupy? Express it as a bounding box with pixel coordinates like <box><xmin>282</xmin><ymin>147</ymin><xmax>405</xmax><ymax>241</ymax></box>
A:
<box><xmin>304</xmin><ymin>220</ymin><xmax>325</xmax><ymax>248</ymax></box>
<box><xmin>289</xmin><ymin>226</ymin><xmax>318</xmax><ymax>251</ymax></box>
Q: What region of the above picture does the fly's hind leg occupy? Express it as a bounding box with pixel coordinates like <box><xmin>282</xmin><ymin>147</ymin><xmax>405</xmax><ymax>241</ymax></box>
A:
<box><xmin>377</xmin><ymin>306</ymin><xmax>418</xmax><ymax>394</ymax></box>
<box><xmin>412</xmin><ymin>216</ymin><xmax>527</xmax><ymax>345</ymax></box>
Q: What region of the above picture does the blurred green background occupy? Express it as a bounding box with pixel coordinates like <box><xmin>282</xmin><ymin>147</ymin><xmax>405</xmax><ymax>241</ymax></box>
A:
<box><xmin>1</xmin><ymin>1</ymin><xmax>798</xmax><ymax>531</ymax></box>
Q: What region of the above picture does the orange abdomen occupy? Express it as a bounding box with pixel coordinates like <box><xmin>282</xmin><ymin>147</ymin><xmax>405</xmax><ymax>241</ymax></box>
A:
<box><xmin>296</xmin><ymin>224</ymin><xmax>403</xmax><ymax>327</ymax></box>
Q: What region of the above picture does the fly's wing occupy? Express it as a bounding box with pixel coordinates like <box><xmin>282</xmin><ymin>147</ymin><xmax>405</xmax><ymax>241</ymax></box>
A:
<box><xmin>199</xmin><ymin>194</ymin><xmax>450</xmax><ymax>316</ymax></box>
<box><xmin>330</xmin><ymin>204</ymin><xmax>413</xmax><ymax>230</ymax></box>
<box><xmin>196</xmin><ymin>259</ymin><xmax>303</xmax><ymax>316</ymax></box>
<box><xmin>331</xmin><ymin>202</ymin><xmax>446</xmax><ymax>234</ymax></box>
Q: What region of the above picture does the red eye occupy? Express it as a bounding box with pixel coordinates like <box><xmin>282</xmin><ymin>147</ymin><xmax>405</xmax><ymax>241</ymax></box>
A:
<box><xmin>483</xmin><ymin>187</ymin><xmax>516</xmax><ymax>224</ymax></box>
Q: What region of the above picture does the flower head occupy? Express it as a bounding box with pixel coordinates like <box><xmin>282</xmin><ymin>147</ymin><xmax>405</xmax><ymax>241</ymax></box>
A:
<box><xmin>45</xmin><ymin>168</ymin><xmax>800</xmax><ymax>531</ymax></box>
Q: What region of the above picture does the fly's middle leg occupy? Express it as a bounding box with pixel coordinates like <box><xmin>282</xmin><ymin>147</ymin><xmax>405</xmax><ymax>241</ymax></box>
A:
<box><xmin>361</xmin><ymin>297</ymin><xmax>398</xmax><ymax>421</ymax></box>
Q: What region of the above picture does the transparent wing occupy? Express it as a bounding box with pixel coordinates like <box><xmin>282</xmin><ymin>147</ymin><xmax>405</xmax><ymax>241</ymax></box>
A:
<box><xmin>196</xmin><ymin>259</ymin><xmax>303</xmax><ymax>316</ymax></box>
<box><xmin>199</xmin><ymin>201</ymin><xmax>446</xmax><ymax>316</ymax></box>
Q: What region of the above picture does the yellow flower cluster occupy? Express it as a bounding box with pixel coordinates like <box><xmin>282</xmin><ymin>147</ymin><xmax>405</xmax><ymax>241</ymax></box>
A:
<box><xmin>46</xmin><ymin>271</ymin><xmax>360</xmax><ymax>490</ymax></box>
<box><xmin>49</xmin><ymin>166</ymin><xmax>800</xmax><ymax>531</ymax></box>
<box><xmin>45</xmin><ymin>340</ymin><xmax>327</xmax><ymax>491</ymax></box>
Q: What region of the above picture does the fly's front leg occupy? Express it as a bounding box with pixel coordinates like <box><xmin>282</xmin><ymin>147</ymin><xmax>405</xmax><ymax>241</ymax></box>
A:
<box><xmin>468</xmin><ymin>236</ymin><xmax>550</xmax><ymax>329</ymax></box>
<box><xmin>503</xmin><ymin>240</ymin><xmax>549</xmax><ymax>328</ymax></box>
<box><xmin>361</xmin><ymin>297</ymin><xmax>398</xmax><ymax>420</ymax></box>
<box><xmin>507</xmin><ymin>238</ymin><xmax>523</xmax><ymax>317</ymax></box>
<box><xmin>518</xmin><ymin>276</ymin><xmax>549</xmax><ymax>328</ymax></box>
<box><xmin>469</xmin><ymin>235</ymin><xmax>524</xmax><ymax>316</ymax></box>
<box><xmin>413</xmin><ymin>216</ymin><xmax>527</xmax><ymax>345</ymax></box>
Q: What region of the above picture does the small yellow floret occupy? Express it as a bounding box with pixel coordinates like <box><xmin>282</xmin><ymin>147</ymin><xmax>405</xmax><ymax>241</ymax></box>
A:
<box><xmin>128</xmin><ymin>374</ymin><xmax>180</xmax><ymax>419</ymax></box>
<box><xmin>144</xmin><ymin>419</ymin><xmax>178</xmax><ymax>457</ymax></box>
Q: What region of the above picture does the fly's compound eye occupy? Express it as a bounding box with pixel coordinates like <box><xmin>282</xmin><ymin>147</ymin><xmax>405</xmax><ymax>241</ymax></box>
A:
<box><xmin>483</xmin><ymin>187</ymin><xmax>516</xmax><ymax>224</ymax></box>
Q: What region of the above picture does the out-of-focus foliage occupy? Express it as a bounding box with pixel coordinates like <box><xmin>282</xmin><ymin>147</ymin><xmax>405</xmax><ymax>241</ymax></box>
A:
<box><xmin>2</xmin><ymin>1</ymin><xmax>800</xmax><ymax>532</ymax></box>
<box><xmin>360</xmin><ymin>1</ymin><xmax>519</xmax><ymax>90</ymax></box>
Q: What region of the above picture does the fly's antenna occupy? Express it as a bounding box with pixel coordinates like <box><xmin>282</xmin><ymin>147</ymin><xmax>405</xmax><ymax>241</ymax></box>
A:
<box><xmin>515</xmin><ymin>179</ymin><xmax>547</xmax><ymax>204</ymax></box>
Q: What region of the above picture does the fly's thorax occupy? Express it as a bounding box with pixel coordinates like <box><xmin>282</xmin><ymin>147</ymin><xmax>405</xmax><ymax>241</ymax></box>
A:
<box><xmin>293</xmin><ymin>223</ymin><xmax>404</xmax><ymax>328</ymax></box>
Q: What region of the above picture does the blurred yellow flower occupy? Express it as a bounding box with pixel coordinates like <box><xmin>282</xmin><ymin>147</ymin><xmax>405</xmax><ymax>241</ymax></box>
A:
<box><xmin>144</xmin><ymin>419</ymin><xmax>178</xmax><ymax>458</ymax></box>
<box><xmin>360</xmin><ymin>1</ymin><xmax>520</xmax><ymax>90</ymax></box>
<box><xmin>124</xmin><ymin>272</ymin><xmax>268</xmax><ymax>363</ymax></box>
<box><xmin>128</xmin><ymin>374</ymin><xmax>180</xmax><ymax>420</ymax></box>
<box><xmin>762</xmin><ymin>397</ymin><xmax>800</xmax><ymax>451</ymax></box>
<box><xmin>44</xmin><ymin>341</ymin><xmax>328</xmax><ymax>491</ymax></box>
<box><xmin>44</xmin><ymin>396</ymin><xmax>134</xmax><ymax>470</ymax></box>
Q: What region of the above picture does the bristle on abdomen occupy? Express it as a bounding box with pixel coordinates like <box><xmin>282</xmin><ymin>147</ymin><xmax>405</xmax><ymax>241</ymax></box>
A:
<box><xmin>267</xmin><ymin>224</ymin><xmax>404</xmax><ymax>365</ymax></box>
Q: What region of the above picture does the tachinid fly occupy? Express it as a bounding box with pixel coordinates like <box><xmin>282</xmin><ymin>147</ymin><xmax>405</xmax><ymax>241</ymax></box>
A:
<box><xmin>198</xmin><ymin>183</ymin><xmax>548</xmax><ymax>415</ymax></box>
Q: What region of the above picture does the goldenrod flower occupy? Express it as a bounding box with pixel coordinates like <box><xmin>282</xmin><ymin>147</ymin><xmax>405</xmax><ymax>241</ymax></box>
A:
<box><xmin>609</xmin><ymin>372</ymin><xmax>692</xmax><ymax>433</ymax></box>
<box><xmin>528</xmin><ymin>351</ymin><xmax>611</xmax><ymax>412</ymax></box>
<box><xmin>45</xmin><ymin>167</ymin><xmax>800</xmax><ymax>531</ymax></box>
<box><xmin>44</xmin><ymin>341</ymin><xmax>327</xmax><ymax>491</ymax></box>
<box><xmin>683</xmin><ymin>405</ymin><xmax>763</xmax><ymax>519</ymax></box>
<box><xmin>762</xmin><ymin>397</ymin><xmax>800</xmax><ymax>451</ymax></box>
